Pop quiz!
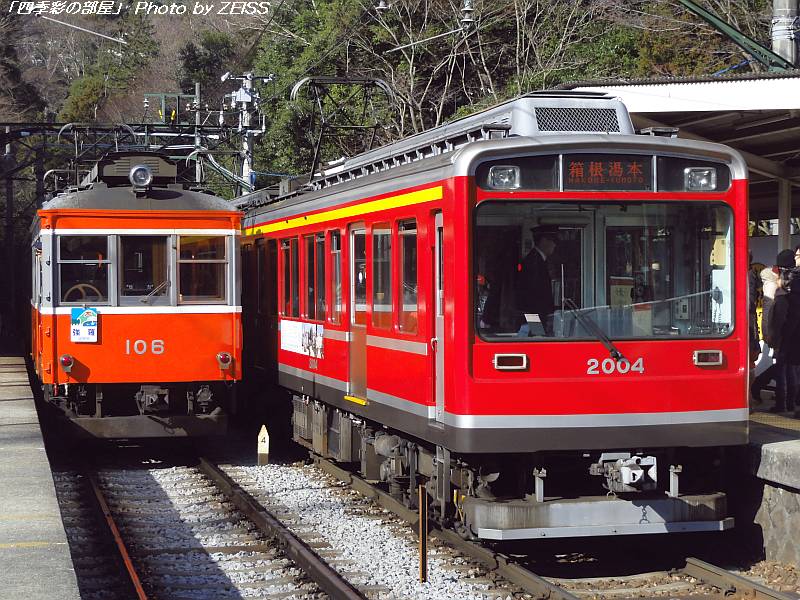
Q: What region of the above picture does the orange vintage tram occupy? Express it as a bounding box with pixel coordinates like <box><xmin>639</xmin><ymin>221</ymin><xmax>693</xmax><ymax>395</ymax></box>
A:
<box><xmin>30</xmin><ymin>152</ymin><xmax>242</xmax><ymax>437</ymax></box>
<box><xmin>239</xmin><ymin>92</ymin><xmax>748</xmax><ymax>540</ymax></box>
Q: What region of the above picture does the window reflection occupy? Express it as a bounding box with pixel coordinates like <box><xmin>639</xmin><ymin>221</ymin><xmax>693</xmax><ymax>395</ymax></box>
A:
<box><xmin>399</xmin><ymin>221</ymin><xmax>418</xmax><ymax>334</ymax></box>
<box><xmin>352</xmin><ymin>231</ymin><xmax>367</xmax><ymax>325</ymax></box>
<box><xmin>475</xmin><ymin>201</ymin><xmax>734</xmax><ymax>340</ymax></box>
<box><xmin>178</xmin><ymin>235</ymin><xmax>227</xmax><ymax>303</ymax></box>
<box><xmin>372</xmin><ymin>227</ymin><xmax>392</xmax><ymax>329</ymax></box>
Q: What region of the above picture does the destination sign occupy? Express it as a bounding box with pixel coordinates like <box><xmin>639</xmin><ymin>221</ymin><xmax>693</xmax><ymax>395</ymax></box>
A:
<box><xmin>563</xmin><ymin>154</ymin><xmax>652</xmax><ymax>191</ymax></box>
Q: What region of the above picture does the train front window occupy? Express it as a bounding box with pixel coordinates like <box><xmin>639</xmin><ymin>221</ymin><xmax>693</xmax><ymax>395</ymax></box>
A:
<box><xmin>475</xmin><ymin>201</ymin><xmax>734</xmax><ymax>341</ymax></box>
<box><xmin>120</xmin><ymin>236</ymin><xmax>168</xmax><ymax>301</ymax></box>
<box><xmin>58</xmin><ymin>235</ymin><xmax>110</xmax><ymax>304</ymax></box>
<box><xmin>178</xmin><ymin>235</ymin><xmax>227</xmax><ymax>304</ymax></box>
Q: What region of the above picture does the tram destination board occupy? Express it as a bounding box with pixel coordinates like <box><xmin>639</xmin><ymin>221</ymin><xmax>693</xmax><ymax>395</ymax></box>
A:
<box><xmin>563</xmin><ymin>153</ymin><xmax>652</xmax><ymax>191</ymax></box>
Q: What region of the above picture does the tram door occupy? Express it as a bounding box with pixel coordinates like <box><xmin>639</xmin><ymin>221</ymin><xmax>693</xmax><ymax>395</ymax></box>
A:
<box><xmin>433</xmin><ymin>212</ymin><xmax>444</xmax><ymax>423</ymax></box>
<box><xmin>349</xmin><ymin>227</ymin><xmax>368</xmax><ymax>399</ymax></box>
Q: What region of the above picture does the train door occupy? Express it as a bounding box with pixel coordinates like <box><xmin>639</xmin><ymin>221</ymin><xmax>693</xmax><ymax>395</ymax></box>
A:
<box><xmin>349</xmin><ymin>226</ymin><xmax>367</xmax><ymax>399</ymax></box>
<box><xmin>433</xmin><ymin>212</ymin><xmax>444</xmax><ymax>423</ymax></box>
<box><xmin>256</xmin><ymin>238</ymin><xmax>278</xmax><ymax>376</ymax></box>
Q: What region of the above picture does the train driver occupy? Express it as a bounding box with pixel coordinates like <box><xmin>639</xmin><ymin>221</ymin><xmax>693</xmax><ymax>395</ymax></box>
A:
<box><xmin>516</xmin><ymin>225</ymin><xmax>558</xmax><ymax>337</ymax></box>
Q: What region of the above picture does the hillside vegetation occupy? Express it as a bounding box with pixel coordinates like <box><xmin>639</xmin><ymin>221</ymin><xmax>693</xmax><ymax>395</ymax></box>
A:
<box><xmin>0</xmin><ymin>0</ymin><xmax>775</xmax><ymax>176</ymax></box>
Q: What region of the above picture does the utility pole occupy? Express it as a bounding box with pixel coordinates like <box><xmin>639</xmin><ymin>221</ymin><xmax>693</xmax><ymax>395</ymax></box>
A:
<box><xmin>195</xmin><ymin>82</ymin><xmax>202</xmax><ymax>184</ymax></box>
<box><xmin>4</xmin><ymin>126</ymin><xmax>15</xmax><ymax>336</ymax></box>
<box><xmin>239</xmin><ymin>73</ymin><xmax>253</xmax><ymax>191</ymax></box>
<box><xmin>772</xmin><ymin>0</ymin><xmax>799</xmax><ymax>66</ymax></box>
<box><xmin>221</xmin><ymin>71</ymin><xmax>271</xmax><ymax>195</ymax></box>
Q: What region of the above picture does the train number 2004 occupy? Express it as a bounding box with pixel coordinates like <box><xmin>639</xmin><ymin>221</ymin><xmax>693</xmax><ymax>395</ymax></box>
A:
<box><xmin>586</xmin><ymin>357</ymin><xmax>644</xmax><ymax>375</ymax></box>
<box><xmin>125</xmin><ymin>339</ymin><xmax>165</xmax><ymax>355</ymax></box>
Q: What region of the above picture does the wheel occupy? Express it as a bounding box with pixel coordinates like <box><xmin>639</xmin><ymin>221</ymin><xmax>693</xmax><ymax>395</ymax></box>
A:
<box><xmin>63</xmin><ymin>283</ymin><xmax>103</xmax><ymax>302</ymax></box>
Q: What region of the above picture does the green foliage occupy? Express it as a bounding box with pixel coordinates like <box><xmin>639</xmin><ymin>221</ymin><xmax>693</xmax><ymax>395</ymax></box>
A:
<box><xmin>250</xmin><ymin>0</ymin><xmax>777</xmax><ymax>185</ymax></box>
<box><xmin>59</xmin><ymin>74</ymin><xmax>107</xmax><ymax>122</ymax></box>
<box><xmin>58</xmin><ymin>13</ymin><xmax>158</xmax><ymax>122</ymax></box>
<box><xmin>178</xmin><ymin>31</ymin><xmax>237</xmax><ymax>94</ymax></box>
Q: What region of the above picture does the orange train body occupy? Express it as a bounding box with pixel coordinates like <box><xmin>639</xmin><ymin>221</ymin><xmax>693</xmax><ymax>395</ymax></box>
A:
<box><xmin>30</xmin><ymin>153</ymin><xmax>242</xmax><ymax>438</ymax></box>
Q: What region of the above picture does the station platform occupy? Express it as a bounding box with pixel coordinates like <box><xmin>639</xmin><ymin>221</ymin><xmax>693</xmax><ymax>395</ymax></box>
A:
<box><xmin>0</xmin><ymin>356</ymin><xmax>80</xmax><ymax>599</ymax></box>
<box><xmin>749</xmin><ymin>410</ymin><xmax>800</xmax><ymax>490</ymax></box>
<box><xmin>746</xmin><ymin>410</ymin><xmax>800</xmax><ymax>566</ymax></box>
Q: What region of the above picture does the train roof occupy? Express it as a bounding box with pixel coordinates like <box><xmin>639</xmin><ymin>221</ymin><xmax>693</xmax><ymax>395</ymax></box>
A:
<box><xmin>41</xmin><ymin>183</ymin><xmax>237</xmax><ymax>212</ymax></box>
<box><xmin>236</xmin><ymin>91</ymin><xmax>653</xmax><ymax>216</ymax></box>
<box><xmin>240</xmin><ymin>132</ymin><xmax>748</xmax><ymax>227</ymax></box>
<box><xmin>40</xmin><ymin>151</ymin><xmax>237</xmax><ymax>213</ymax></box>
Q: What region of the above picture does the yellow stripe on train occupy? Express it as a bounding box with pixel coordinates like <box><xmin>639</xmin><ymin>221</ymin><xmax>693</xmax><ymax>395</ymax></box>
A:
<box><xmin>244</xmin><ymin>185</ymin><xmax>443</xmax><ymax>236</ymax></box>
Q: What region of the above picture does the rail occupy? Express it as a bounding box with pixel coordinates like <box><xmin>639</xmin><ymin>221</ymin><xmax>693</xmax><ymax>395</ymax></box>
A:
<box><xmin>680</xmin><ymin>557</ymin><xmax>796</xmax><ymax>600</ymax></box>
<box><xmin>197</xmin><ymin>457</ymin><xmax>367</xmax><ymax>600</ymax></box>
<box><xmin>87</xmin><ymin>474</ymin><xmax>149</xmax><ymax>600</ymax></box>
<box><xmin>311</xmin><ymin>453</ymin><xmax>797</xmax><ymax>600</ymax></box>
<box><xmin>311</xmin><ymin>453</ymin><xmax>581</xmax><ymax>600</ymax></box>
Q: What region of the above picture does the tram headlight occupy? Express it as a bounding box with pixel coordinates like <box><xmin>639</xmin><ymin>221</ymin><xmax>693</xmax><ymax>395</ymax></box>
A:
<box><xmin>684</xmin><ymin>167</ymin><xmax>717</xmax><ymax>191</ymax></box>
<box><xmin>488</xmin><ymin>165</ymin><xmax>521</xmax><ymax>190</ymax></box>
<box><xmin>129</xmin><ymin>164</ymin><xmax>153</xmax><ymax>189</ymax></box>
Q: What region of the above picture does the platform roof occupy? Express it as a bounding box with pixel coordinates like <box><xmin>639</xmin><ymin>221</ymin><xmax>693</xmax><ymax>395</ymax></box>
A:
<box><xmin>565</xmin><ymin>71</ymin><xmax>800</xmax><ymax>219</ymax></box>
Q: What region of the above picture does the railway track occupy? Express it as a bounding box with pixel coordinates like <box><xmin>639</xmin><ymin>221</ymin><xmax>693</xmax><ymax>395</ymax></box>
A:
<box><xmin>67</xmin><ymin>461</ymin><xmax>368</xmax><ymax>600</ymax></box>
<box><xmin>56</xmin><ymin>452</ymin><xmax>800</xmax><ymax>600</ymax></box>
<box><xmin>304</xmin><ymin>454</ymin><xmax>798</xmax><ymax>600</ymax></box>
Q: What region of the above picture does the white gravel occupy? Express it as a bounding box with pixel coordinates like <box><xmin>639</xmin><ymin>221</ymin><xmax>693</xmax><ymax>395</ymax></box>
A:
<box><xmin>96</xmin><ymin>466</ymin><xmax>320</xmax><ymax>599</ymax></box>
<box><xmin>235</xmin><ymin>462</ymin><xmax>517</xmax><ymax>600</ymax></box>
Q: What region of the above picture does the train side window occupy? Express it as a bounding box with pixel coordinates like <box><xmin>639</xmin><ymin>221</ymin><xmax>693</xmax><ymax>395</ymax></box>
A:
<box><xmin>177</xmin><ymin>235</ymin><xmax>227</xmax><ymax>304</ymax></box>
<box><xmin>399</xmin><ymin>221</ymin><xmax>418</xmax><ymax>334</ymax></box>
<box><xmin>352</xmin><ymin>230</ymin><xmax>367</xmax><ymax>325</ymax></box>
<box><xmin>259</xmin><ymin>239</ymin><xmax>277</xmax><ymax>317</ymax></box>
<box><xmin>372</xmin><ymin>225</ymin><xmax>392</xmax><ymax>329</ymax></box>
<box><xmin>304</xmin><ymin>235</ymin><xmax>316</xmax><ymax>319</ymax></box>
<box><xmin>281</xmin><ymin>237</ymin><xmax>299</xmax><ymax>317</ymax></box>
<box><xmin>119</xmin><ymin>236</ymin><xmax>168</xmax><ymax>303</ymax></box>
<box><xmin>315</xmin><ymin>233</ymin><xmax>326</xmax><ymax>320</ymax></box>
<box><xmin>303</xmin><ymin>233</ymin><xmax>327</xmax><ymax>321</ymax></box>
<box><xmin>58</xmin><ymin>235</ymin><xmax>110</xmax><ymax>304</ymax></box>
<box><xmin>330</xmin><ymin>231</ymin><xmax>342</xmax><ymax>324</ymax></box>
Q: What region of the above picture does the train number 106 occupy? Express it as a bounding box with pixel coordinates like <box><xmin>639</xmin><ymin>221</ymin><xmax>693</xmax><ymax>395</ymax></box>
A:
<box><xmin>125</xmin><ymin>339</ymin><xmax>165</xmax><ymax>355</ymax></box>
<box><xmin>586</xmin><ymin>357</ymin><xmax>644</xmax><ymax>375</ymax></box>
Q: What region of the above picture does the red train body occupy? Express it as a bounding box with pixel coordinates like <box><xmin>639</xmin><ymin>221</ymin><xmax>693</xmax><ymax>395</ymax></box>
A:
<box><xmin>30</xmin><ymin>153</ymin><xmax>242</xmax><ymax>438</ymax></box>
<box><xmin>241</xmin><ymin>92</ymin><xmax>747</xmax><ymax>539</ymax></box>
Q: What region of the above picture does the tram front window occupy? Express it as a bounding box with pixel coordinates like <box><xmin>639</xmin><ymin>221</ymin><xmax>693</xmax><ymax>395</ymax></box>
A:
<box><xmin>474</xmin><ymin>201</ymin><xmax>734</xmax><ymax>340</ymax></box>
<box><xmin>58</xmin><ymin>235</ymin><xmax>110</xmax><ymax>303</ymax></box>
<box><xmin>120</xmin><ymin>236</ymin><xmax>168</xmax><ymax>299</ymax></box>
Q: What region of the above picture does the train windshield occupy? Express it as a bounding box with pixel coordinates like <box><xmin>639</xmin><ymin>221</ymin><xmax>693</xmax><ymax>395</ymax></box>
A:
<box><xmin>474</xmin><ymin>201</ymin><xmax>734</xmax><ymax>341</ymax></box>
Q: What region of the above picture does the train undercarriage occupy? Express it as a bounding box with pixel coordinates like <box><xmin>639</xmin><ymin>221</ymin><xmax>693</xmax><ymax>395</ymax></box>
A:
<box><xmin>291</xmin><ymin>394</ymin><xmax>733</xmax><ymax>540</ymax></box>
<box><xmin>43</xmin><ymin>381</ymin><xmax>231</xmax><ymax>438</ymax></box>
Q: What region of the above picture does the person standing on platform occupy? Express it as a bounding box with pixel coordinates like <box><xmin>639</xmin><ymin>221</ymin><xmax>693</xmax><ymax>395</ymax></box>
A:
<box><xmin>751</xmin><ymin>264</ymin><xmax>780</xmax><ymax>403</ymax></box>
<box><xmin>767</xmin><ymin>249</ymin><xmax>800</xmax><ymax>414</ymax></box>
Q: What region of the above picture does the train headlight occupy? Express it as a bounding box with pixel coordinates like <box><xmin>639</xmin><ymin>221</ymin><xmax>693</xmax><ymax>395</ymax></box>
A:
<box><xmin>129</xmin><ymin>164</ymin><xmax>153</xmax><ymax>189</ymax></box>
<box><xmin>684</xmin><ymin>167</ymin><xmax>716</xmax><ymax>191</ymax></box>
<box><xmin>216</xmin><ymin>351</ymin><xmax>232</xmax><ymax>370</ymax></box>
<box><xmin>488</xmin><ymin>165</ymin><xmax>521</xmax><ymax>190</ymax></box>
<box><xmin>59</xmin><ymin>354</ymin><xmax>74</xmax><ymax>374</ymax></box>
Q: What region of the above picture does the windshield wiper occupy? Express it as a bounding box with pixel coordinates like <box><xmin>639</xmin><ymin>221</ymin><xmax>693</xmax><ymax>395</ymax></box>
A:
<box><xmin>563</xmin><ymin>297</ymin><xmax>625</xmax><ymax>362</ymax></box>
<box><xmin>140</xmin><ymin>280</ymin><xmax>169</xmax><ymax>303</ymax></box>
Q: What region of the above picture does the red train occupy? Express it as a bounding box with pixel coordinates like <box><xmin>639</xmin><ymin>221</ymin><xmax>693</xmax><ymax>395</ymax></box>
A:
<box><xmin>239</xmin><ymin>91</ymin><xmax>748</xmax><ymax>539</ymax></box>
<box><xmin>30</xmin><ymin>152</ymin><xmax>242</xmax><ymax>438</ymax></box>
